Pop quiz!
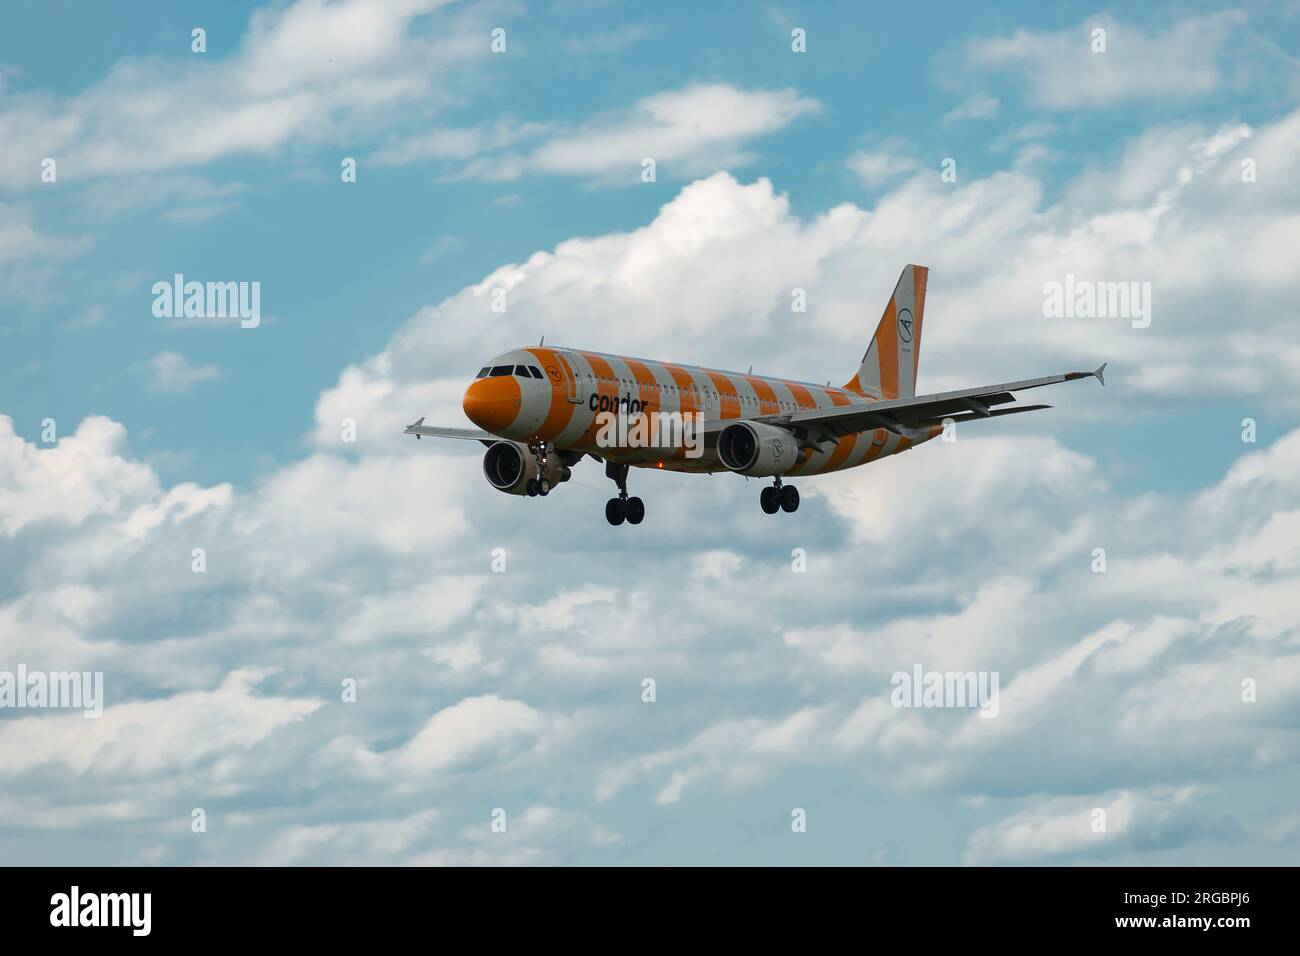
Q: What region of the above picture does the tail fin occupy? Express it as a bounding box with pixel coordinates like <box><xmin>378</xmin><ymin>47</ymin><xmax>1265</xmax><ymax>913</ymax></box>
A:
<box><xmin>844</xmin><ymin>264</ymin><xmax>928</xmax><ymax>399</ymax></box>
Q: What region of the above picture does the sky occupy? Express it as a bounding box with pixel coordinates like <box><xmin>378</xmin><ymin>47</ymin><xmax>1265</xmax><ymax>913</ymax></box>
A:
<box><xmin>1</xmin><ymin>0</ymin><xmax>1299</xmax><ymax>865</ymax></box>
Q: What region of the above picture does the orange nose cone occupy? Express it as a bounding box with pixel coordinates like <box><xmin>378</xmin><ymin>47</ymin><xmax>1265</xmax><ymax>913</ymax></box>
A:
<box><xmin>463</xmin><ymin>375</ymin><xmax>522</xmax><ymax>433</ymax></box>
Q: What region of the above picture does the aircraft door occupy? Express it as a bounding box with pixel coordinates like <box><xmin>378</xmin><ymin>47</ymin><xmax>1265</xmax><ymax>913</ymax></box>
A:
<box><xmin>556</xmin><ymin>352</ymin><xmax>585</xmax><ymax>405</ymax></box>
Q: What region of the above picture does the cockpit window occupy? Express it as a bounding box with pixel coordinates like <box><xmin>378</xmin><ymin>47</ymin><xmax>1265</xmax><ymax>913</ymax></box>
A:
<box><xmin>490</xmin><ymin>365</ymin><xmax>513</xmax><ymax>376</ymax></box>
<box><xmin>476</xmin><ymin>367</ymin><xmax>490</xmax><ymax>378</ymax></box>
<box><xmin>515</xmin><ymin>365</ymin><xmax>531</xmax><ymax>377</ymax></box>
<box><xmin>528</xmin><ymin>366</ymin><xmax>544</xmax><ymax>379</ymax></box>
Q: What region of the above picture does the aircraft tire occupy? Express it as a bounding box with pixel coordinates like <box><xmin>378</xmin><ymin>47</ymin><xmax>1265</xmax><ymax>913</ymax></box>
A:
<box><xmin>625</xmin><ymin>497</ymin><xmax>645</xmax><ymax>524</ymax></box>
<box><xmin>605</xmin><ymin>498</ymin><xmax>625</xmax><ymax>526</ymax></box>
<box><xmin>779</xmin><ymin>485</ymin><xmax>800</xmax><ymax>513</ymax></box>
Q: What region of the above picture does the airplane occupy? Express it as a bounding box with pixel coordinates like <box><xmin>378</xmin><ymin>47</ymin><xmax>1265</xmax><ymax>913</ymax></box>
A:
<box><xmin>405</xmin><ymin>265</ymin><xmax>1105</xmax><ymax>526</ymax></box>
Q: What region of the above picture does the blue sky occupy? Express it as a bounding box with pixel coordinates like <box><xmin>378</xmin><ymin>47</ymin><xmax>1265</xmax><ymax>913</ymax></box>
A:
<box><xmin>2</xmin><ymin>1</ymin><xmax>1299</xmax><ymax>865</ymax></box>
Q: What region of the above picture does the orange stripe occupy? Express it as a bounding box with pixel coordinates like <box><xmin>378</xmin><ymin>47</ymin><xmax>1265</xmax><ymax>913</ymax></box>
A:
<box><xmin>623</xmin><ymin>358</ymin><xmax>659</xmax><ymax>413</ymax></box>
<box><xmin>743</xmin><ymin>375</ymin><xmax>780</xmax><ymax>415</ymax></box>
<box><xmin>623</xmin><ymin>358</ymin><xmax>666</xmax><ymax>460</ymax></box>
<box><xmin>877</xmin><ymin>298</ymin><xmax>899</xmax><ymax>399</ymax></box>
<box><xmin>526</xmin><ymin>347</ymin><xmax>578</xmax><ymax>442</ymax></box>
<box><xmin>704</xmin><ymin>369</ymin><xmax>741</xmax><ymax>419</ymax></box>
<box><xmin>577</xmin><ymin>353</ymin><xmax>618</xmax><ymax>450</ymax></box>
<box><xmin>661</xmin><ymin>364</ymin><xmax>701</xmax><ymax>416</ymax></box>
<box><xmin>818</xmin><ymin>431</ymin><xmax>859</xmax><ymax>474</ymax></box>
<box><xmin>662</xmin><ymin>363</ymin><xmax>703</xmax><ymax>462</ymax></box>
<box><xmin>784</xmin><ymin>382</ymin><xmax>816</xmax><ymax>411</ymax></box>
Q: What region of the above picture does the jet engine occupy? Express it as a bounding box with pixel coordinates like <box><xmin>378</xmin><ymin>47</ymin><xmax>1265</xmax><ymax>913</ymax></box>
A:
<box><xmin>716</xmin><ymin>421</ymin><xmax>801</xmax><ymax>477</ymax></box>
<box><xmin>482</xmin><ymin>441</ymin><xmax>571</xmax><ymax>495</ymax></box>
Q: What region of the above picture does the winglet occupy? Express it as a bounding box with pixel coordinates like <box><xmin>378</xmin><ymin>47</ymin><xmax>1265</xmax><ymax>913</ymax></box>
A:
<box><xmin>405</xmin><ymin>416</ymin><xmax>425</xmax><ymax>439</ymax></box>
<box><xmin>1094</xmin><ymin>362</ymin><xmax>1107</xmax><ymax>386</ymax></box>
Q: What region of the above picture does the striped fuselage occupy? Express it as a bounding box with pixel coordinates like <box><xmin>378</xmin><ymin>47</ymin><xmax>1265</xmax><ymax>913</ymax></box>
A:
<box><xmin>463</xmin><ymin>346</ymin><xmax>938</xmax><ymax>475</ymax></box>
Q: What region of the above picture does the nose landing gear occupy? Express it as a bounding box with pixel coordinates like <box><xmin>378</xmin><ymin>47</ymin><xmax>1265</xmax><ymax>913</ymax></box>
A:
<box><xmin>523</xmin><ymin>441</ymin><xmax>573</xmax><ymax>497</ymax></box>
<box><xmin>761</xmin><ymin>476</ymin><xmax>799</xmax><ymax>514</ymax></box>
<box><xmin>604</xmin><ymin>461</ymin><xmax>644</xmax><ymax>526</ymax></box>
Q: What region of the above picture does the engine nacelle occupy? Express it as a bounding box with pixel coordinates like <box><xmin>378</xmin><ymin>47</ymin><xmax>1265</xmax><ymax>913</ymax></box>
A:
<box><xmin>717</xmin><ymin>421</ymin><xmax>800</xmax><ymax>476</ymax></box>
<box><xmin>482</xmin><ymin>441</ymin><xmax>571</xmax><ymax>495</ymax></box>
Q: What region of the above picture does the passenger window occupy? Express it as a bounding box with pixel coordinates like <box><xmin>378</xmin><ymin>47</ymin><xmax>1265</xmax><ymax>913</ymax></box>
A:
<box><xmin>490</xmin><ymin>365</ymin><xmax>513</xmax><ymax>376</ymax></box>
<box><xmin>477</xmin><ymin>367</ymin><xmax>490</xmax><ymax>378</ymax></box>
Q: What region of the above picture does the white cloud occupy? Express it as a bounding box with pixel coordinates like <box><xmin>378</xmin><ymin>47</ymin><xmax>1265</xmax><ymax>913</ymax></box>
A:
<box><xmin>133</xmin><ymin>351</ymin><xmax>221</xmax><ymax>394</ymax></box>
<box><xmin>6</xmin><ymin>104</ymin><xmax>1300</xmax><ymax>863</ymax></box>
<box><xmin>315</xmin><ymin>106</ymin><xmax>1300</xmax><ymax>462</ymax></box>
<box><xmin>845</xmin><ymin>140</ymin><xmax>920</xmax><ymax>187</ymax></box>
<box><xmin>526</xmin><ymin>83</ymin><xmax>819</xmax><ymax>182</ymax></box>
<box><xmin>962</xmin><ymin>11</ymin><xmax>1255</xmax><ymax>109</ymax></box>
<box><xmin>963</xmin><ymin>787</ymin><xmax>1201</xmax><ymax>864</ymax></box>
<box><xmin>0</xmin><ymin>669</ymin><xmax>321</xmax><ymax>778</ymax></box>
<box><xmin>387</xmin><ymin>695</ymin><xmax>545</xmax><ymax>772</ymax></box>
<box><xmin>0</xmin><ymin>415</ymin><xmax>169</xmax><ymax>536</ymax></box>
<box><xmin>0</xmin><ymin>0</ymin><xmax>488</xmax><ymax>187</ymax></box>
<box><xmin>942</xmin><ymin>93</ymin><xmax>1000</xmax><ymax>124</ymax></box>
<box><xmin>375</xmin><ymin>83</ymin><xmax>821</xmax><ymax>184</ymax></box>
<box><xmin>0</xmin><ymin>202</ymin><xmax>90</xmax><ymax>304</ymax></box>
<box><xmin>420</xmin><ymin>235</ymin><xmax>464</xmax><ymax>263</ymax></box>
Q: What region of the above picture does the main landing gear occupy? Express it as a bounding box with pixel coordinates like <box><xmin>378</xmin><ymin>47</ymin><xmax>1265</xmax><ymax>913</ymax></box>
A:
<box><xmin>760</xmin><ymin>476</ymin><xmax>799</xmax><ymax>514</ymax></box>
<box><xmin>604</xmin><ymin>461</ymin><xmax>645</xmax><ymax>526</ymax></box>
<box><xmin>525</xmin><ymin>441</ymin><xmax>550</xmax><ymax>497</ymax></box>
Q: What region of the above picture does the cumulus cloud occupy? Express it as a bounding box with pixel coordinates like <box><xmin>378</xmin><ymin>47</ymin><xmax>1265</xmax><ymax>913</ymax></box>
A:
<box><xmin>0</xmin><ymin>669</ymin><xmax>321</xmax><ymax>777</ymax></box>
<box><xmin>6</xmin><ymin>102</ymin><xmax>1300</xmax><ymax>863</ymax></box>
<box><xmin>4</xmin><ymin>376</ymin><xmax>1298</xmax><ymax>864</ymax></box>
<box><xmin>315</xmin><ymin>105</ymin><xmax>1300</xmax><ymax>462</ymax></box>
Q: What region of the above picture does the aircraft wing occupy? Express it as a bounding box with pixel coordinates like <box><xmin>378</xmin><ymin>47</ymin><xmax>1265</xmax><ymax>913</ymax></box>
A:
<box><xmin>731</xmin><ymin>364</ymin><xmax>1106</xmax><ymax>443</ymax></box>
<box><xmin>404</xmin><ymin>418</ymin><xmax>496</xmax><ymax>445</ymax></box>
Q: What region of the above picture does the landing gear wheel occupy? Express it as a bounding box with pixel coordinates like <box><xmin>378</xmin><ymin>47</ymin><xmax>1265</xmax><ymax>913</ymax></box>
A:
<box><xmin>604</xmin><ymin>461</ymin><xmax>638</xmax><ymax>526</ymax></box>
<box><xmin>538</xmin><ymin>478</ymin><xmax>550</xmax><ymax>497</ymax></box>
<box><xmin>760</xmin><ymin>486</ymin><xmax>779</xmax><ymax>514</ymax></box>
<box><xmin>624</xmin><ymin>496</ymin><xmax>645</xmax><ymax>525</ymax></box>
<box><xmin>605</xmin><ymin>498</ymin><xmax>626</xmax><ymax>526</ymax></box>
<box><xmin>779</xmin><ymin>485</ymin><xmax>800</xmax><ymax>513</ymax></box>
<box><xmin>526</xmin><ymin>479</ymin><xmax>539</xmax><ymax>497</ymax></box>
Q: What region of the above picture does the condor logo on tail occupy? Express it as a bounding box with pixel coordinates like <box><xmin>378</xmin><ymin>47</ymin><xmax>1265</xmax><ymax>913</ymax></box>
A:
<box><xmin>897</xmin><ymin>307</ymin><xmax>914</xmax><ymax>343</ymax></box>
